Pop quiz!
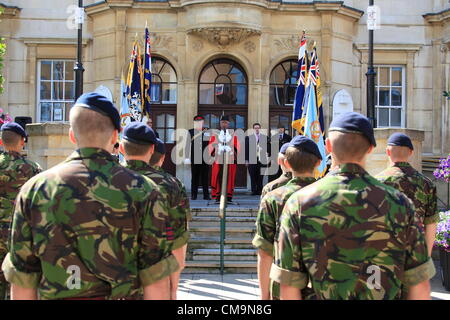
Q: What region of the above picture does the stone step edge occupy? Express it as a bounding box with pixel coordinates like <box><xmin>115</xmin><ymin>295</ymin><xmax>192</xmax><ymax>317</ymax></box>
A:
<box><xmin>186</xmin><ymin>261</ymin><xmax>256</xmax><ymax>268</ymax></box>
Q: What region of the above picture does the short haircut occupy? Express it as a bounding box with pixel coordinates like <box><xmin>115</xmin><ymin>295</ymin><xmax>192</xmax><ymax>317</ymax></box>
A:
<box><xmin>0</xmin><ymin>130</ymin><xmax>23</xmax><ymax>148</ymax></box>
<box><xmin>285</xmin><ymin>146</ymin><xmax>320</xmax><ymax>174</ymax></box>
<box><xmin>253</xmin><ymin>123</ymin><xmax>261</xmax><ymax>128</ymax></box>
<box><xmin>70</xmin><ymin>106</ymin><xmax>115</xmax><ymax>147</ymax></box>
<box><xmin>388</xmin><ymin>145</ymin><xmax>412</xmax><ymax>159</ymax></box>
<box><xmin>149</xmin><ymin>151</ymin><xmax>164</xmax><ymax>167</ymax></box>
<box><xmin>123</xmin><ymin>139</ymin><xmax>153</xmax><ymax>157</ymax></box>
<box><xmin>329</xmin><ymin>131</ymin><xmax>371</xmax><ymax>163</ymax></box>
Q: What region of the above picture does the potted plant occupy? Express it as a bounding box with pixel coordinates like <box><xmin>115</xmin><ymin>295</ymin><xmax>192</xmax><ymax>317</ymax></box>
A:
<box><xmin>435</xmin><ymin>211</ymin><xmax>450</xmax><ymax>291</ymax></box>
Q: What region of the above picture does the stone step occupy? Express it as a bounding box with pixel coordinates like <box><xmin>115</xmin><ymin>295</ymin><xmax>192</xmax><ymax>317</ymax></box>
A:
<box><xmin>193</xmin><ymin>248</ymin><xmax>256</xmax><ymax>255</ymax></box>
<box><xmin>191</xmin><ymin>208</ymin><xmax>258</xmax><ymax>217</ymax></box>
<box><xmin>184</xmin><ymin>260</ymin><xmax>257</xmax><ymax>273</ymax></box>
<box><xmin>189</xmin><ymin>216</ymin><xmax>256</xmax><ymax>228</ymax></box>
<box><xmin>190</xmin><ymin>248</ymin><xmax>256</xmax><ymax>262</ymax></box>
<box><xmin>189</xmin><ymin>226</ymin><xmax>255</xmax><ymax>238</ymax></box>
<box><xmin>187</xmin><ymin>236</ymin><xmax>254</xmax><ymax>250</ymax></box>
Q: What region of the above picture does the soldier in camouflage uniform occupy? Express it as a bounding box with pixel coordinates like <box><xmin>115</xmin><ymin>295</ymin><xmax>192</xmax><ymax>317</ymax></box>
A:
<box><xmin>271</xmin><ymin>112</ymin><xmax>435</xmax><ymax>300</ymax></box>
<box><xmin>1</xmin><ymin>93</ymin><xmax>178</xmax><ymax>300</ymax></box>
<box><xmin>0</xmin><ymin>122</ymin><xmax>42</xmax><ymax>299</ymax></box>
<box><xmin>376</xmin><ymin>133</ymin><xmax>438</xmax><ymax>256</ymax></box>
<box><xmin>261</xmin><ymin>143</ymin><xmax>292</xmax><ymax>198</ymax></box>
<box><xmin>122</xmin><ymin>127</ymin><xmax>190</xmax><ymax>300</ymax></box>
<box><xmin>253</xmin><ymin>136</ymin><xmax>321</xmax><ymax>300</ymax></box>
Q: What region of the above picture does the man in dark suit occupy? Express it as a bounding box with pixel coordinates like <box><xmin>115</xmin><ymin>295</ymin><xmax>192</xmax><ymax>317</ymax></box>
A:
<box><xmin>185</xmin><ymin>115</ymin><xmax>211</xmax><ymax>200</ymax></box>
<box><xmin>269</xmin><ymin>124</ymin><xmax>292</xmax><ymax>182</ymax></box>
<box><xmin>245</xmin><ymin>123</ymin><xmax>271</xmax><ymax>196</ymax></box>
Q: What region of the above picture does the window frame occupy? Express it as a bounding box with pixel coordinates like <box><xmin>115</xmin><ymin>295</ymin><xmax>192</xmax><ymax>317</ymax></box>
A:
<box><xmin>374</xmin><ymin>65</ymin><xmax>406</xmax><ymax>128</ymax></box>
<box><xmin>150</xmin><ymin>58</ymin><xmax>178</xmax><ymax>105</ymax></box>
<box><xmin>269</xmin><ymin>59</ymin><xmax>299</xmax><ymax>108</ymax></box>
<box><xmin>36</xmin><ymin>59</ymin><xmax>76</xmax><ymax>123</ymax></box>
<box><xmin>198</xmin><ymin>58</ymin><xmax>248</xmax><ymax>107</ymax></box>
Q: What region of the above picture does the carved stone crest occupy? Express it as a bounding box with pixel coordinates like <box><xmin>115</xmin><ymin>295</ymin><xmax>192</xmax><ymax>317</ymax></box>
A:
<box><xmin>274</xmin><ymin>35</ymin><xmax>301</xmax><ymax>51</ymax></box>
<box><xmin>244</xmin><ymin>41</ymin><xmax>256</xmax><ymax>53</ymax></box>
<box><xmin>274</xmin><ymin>35</ymin><xmax>316</xmax><ymax>52</ymax></box>
<box><xmin>192</xmin><ymin>40</ymin><xmax>203</xmax><ymax>52</ymax></box>
<box><xmin>149</xmin><ymin>33</ymin><xmax>173</xmax><ymax>50</ymax></box>
<box><xmin>187</xmin><ymin>27</ymin><xmax>261</xmax><ymax>49</ymax></box>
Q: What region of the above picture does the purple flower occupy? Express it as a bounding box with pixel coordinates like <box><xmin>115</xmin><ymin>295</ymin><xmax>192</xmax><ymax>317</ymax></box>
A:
<box><xmin>433</xmin><ymin>155</ymin><xmax>450</xmax><ymax>183</ymax></box>
<box><xmin>435</xmin><ymin>211</ymin><xmax>450</xmax><ymax>251</ymax></box>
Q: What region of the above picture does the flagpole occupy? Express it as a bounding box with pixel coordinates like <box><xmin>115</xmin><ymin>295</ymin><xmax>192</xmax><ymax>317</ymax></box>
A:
<box><xmin>74</xmin><ymin>0</ymin><xmax>84</xmax><ymax>100</ymax></box>
<box><xmin>366</xmin><ymin>0</ymin><xmax>377</xmax><ymax>128</ymax></box>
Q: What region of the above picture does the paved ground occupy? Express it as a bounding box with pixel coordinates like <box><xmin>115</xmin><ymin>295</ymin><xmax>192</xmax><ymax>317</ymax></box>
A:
<box><xmin>179</xmin><ymin>262</ymin><xmax>450</xmax><ymax>300</ymax></box>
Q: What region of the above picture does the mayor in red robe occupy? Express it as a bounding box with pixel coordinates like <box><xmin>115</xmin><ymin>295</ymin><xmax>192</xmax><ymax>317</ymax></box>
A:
<box><xmin>208</xmin><ymin>115</ymin><xmax>240</xmax><ymax>203</ymax></box>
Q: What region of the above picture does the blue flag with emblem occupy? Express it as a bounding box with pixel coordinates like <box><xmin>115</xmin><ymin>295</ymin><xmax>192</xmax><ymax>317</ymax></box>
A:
<box><xmin>292</xmin><ymin>31</ymin><xmax>309</xmax><ymax>133</ymax></box>
<box><xmin>143</xmin><ymin>26</ymin><xmax>152</xmax><ymax>118</ymax></box>
<box><xmin>308</xmin><ymin>44</ymin><xmax>325</xmax><ymax>134</ymax></box>
<box><xmin>303</xmin><ymin>77</ymin><xmax>327</xmax><ymax>178</ymax></box>
<box><xmin>126</xmin><ymin>39</ymin><xmax>144</xmax><ymax>122</ymax></box>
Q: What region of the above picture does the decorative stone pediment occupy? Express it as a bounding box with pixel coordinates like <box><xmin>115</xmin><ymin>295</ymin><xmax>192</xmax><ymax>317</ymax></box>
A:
<box><xmin>187</xmin><ymin>26</ymin><xmax>261</xmax><ymax>49</ymax></box>
<box><xmin>148</xmin><ymin>33</ymin><xmax>173</xmax><ymax>50</ymax></box>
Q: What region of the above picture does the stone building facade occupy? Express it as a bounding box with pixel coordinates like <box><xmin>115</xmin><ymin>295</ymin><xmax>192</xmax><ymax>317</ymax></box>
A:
<box><xmin>0</xmin><ymin>0</ymin><xmax>449</xmax><ymax>188</ymax></box>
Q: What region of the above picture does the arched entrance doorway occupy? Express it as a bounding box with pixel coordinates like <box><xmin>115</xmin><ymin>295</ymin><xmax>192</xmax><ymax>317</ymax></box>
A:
<box><xmin>198</xmin><ymin>58</ymin><xmax>248</xmax><ymax>188</ymax></box>
<box><xmin>148</xmin><ymin>57</ymin><xmax>177</xmax><ymax>176</ymax></box>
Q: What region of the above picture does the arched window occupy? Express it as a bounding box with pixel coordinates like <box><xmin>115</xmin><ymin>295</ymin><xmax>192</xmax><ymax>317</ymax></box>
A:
<box><xmin>148</xmin><ymin>57</ymin><xmax>177</xmax><ymax>176</ymax></box>
<box><xmin>269</xmin><ymin>59</ymin><xmax>298</xmax><ymax>134</ymax></box>
<box><xmin>198</xmin><ymin>58</ymin><xmax>248</xmax><ymax>188</ymax></box>
<box><xmin>198</xmin><ymin>59</ymin><xmax>247</xmax><ymax>106</ymax></box>
<box><xmin>150</xmin><ymin>58</ymin><xmax>177</xmax><ymax>104</ymax></box>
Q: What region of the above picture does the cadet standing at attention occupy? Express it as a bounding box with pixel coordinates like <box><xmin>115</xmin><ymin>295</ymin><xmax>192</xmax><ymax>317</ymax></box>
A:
<box><xmin>2</xmin><ymin>93</ymin><xmax>178</xmax><ymax>300</ymax></box>
<box><xmin>253</xmin><ymin>136</ymin><xmax>321</xmax><ymax>300</ymax></box>
<box><xmin>260</xmin><ymin>143</ymin><xmax>292</xmax><ymax>198</ymax></box>
<box><xmin>271</xmin><ymin>112</ymin><xmax>435</xmax><ymax>300</ymax></box>
<box><xmin>121</xmin><ymin>126</ymin><xmax>190</xmax><ymax>300</ymax></box>
<box><xmin>376</xmin><ymin>132</ymin><xmax>439</xmax><ymax>257</ymax></box>
<box><xmin>0</xmin><ymin>123</ymin><xmax>42</xmax><ymax>300</ymax></box>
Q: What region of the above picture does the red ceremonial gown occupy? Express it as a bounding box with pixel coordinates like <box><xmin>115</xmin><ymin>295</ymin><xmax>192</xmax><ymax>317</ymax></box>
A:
<box><xmin>208</xmin><ymin>130</ymin><xmax>240</xmax><ymax>201</ymax></box>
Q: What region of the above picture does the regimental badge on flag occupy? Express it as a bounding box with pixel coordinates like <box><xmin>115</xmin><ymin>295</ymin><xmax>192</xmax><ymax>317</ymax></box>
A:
<box><xmin>292</xmin><ymin>31</ymin><xmax>309</xmax><ymax>134</ymax></box>
<box><xmin>309</xmin><ymin>44</ymin><xmax>325</xmax><ymax>134</ymax></box>
<box><xmin>303</xmin><ymin>73</ymin><xmax>327</xmax><ymax>178</ymax></box>
<box><xmin>126</xmin><ymin>40</ymin><xmax>144</xmax><ymax>122</ymax></box>
<box><xmin>143</xmin><ymin>26</ymin><xmax>152</xmax><ymax>118</ymax></box>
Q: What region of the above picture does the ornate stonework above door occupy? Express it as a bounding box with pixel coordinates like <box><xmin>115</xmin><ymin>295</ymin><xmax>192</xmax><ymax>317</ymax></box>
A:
<box><xmin>187</xmin><ymin>26</ymin><xmax>261</xmax><ymax>49</ymax></box>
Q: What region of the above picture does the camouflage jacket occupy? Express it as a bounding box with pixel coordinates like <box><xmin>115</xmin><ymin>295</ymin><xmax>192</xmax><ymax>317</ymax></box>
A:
<box><xmin>253</xmin><ymin>176</ymin><xmax>316</xmax><ymax>256</ymax></box>
<box><xmin>125</xmin><ymin>160</ymin><xmax>190</xmax><ymax>250</ymax></box>
<box><xmin>1</xmin><ymin>148</ymin><xmax>178</xmax><ymax>300</ymax></box>
<box><xmin>271</xmin><ymin>163</ymin><xmax>435</xmax><ymax>300</ymax></box>
<box><xmin>376</xmin><ymin>162</ymin><xmax>439</xmax><ymax>228</ymax></box>
<box><xmin>261</xmin><ymin>172</ymin><xmax>292</xmax><ymax>199</ymax></box>
<box><xmin>0</xmin><ymin>151</ymin><xmax>41</xmax><ymax>259</ymax></box>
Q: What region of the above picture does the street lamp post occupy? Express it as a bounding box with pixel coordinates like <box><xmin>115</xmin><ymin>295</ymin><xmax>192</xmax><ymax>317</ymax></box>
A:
<box><xmin>74</xmin><ymin>0</ymin><xmax>84</xmax><ymax>100</ymax></box>
<box><xmin>366</xmin><ymin>0</ymin><xmax>377</xmax><ymax>128</ymax></box>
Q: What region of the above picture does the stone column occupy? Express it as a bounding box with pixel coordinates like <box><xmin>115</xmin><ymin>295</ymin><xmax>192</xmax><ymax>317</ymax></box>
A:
<box><xmin>26</xmin><ymin>123</ymin><xmax>73</xmax><ymax>170</ymax></box>
<box><xmin>365</xmin><ymin>128</ymin><xmax>425</xmax><ymax>176</ymax></box>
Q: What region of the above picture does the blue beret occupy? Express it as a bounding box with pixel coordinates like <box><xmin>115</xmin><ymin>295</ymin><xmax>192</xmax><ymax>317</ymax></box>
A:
<box><xmin>387</xmin><ymin>132</ymin><xmax>413</xmax><ymax>150</ymax></box>
<box><xmin>288</xmin><ymin>135</ymin><xmax>323</xmax><ymax>160</ymax></box>
<box><xmin>74</xmin><ymin>92</ymin><xmax>121</xmax><ymax>131</ymax></box>
<box><xmin>1</xmin><ymin>122</ymin><xmax>27</xmax><ymax>142</ymax></box>
<box><xmin>329</xmin><ymin>112</ymin><xmax>376</xmax><ymax>147</ymax></box>
<box><xmin>279</xmin><ymin>142</ymin><xmax>290</xmax><ymax>155</ymax></box>
<box><xmin>155</xmin><ymin>138</ymin><xmax>166</xmax><ymax>154</ymax></box>
<box><xmin>123</xmin><ymin>122</ymin><xmax>156</xmax><ymax>145</ymax></box>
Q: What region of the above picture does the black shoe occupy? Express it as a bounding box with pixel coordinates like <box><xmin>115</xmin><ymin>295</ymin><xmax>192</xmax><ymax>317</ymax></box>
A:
<box><xmin>191</xmin><ymin>195</ymin><xmax>197</xmax><ymax>200</ymax></box>
<box><xmin>214</xmin><ymin>198</ymin><xmax>220</xmax><ymax>203</ymax></box>
<box><xmin>203</xmin><ymin>195</ymin><xmax>211</xmax><ymax>200</ymax></box>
